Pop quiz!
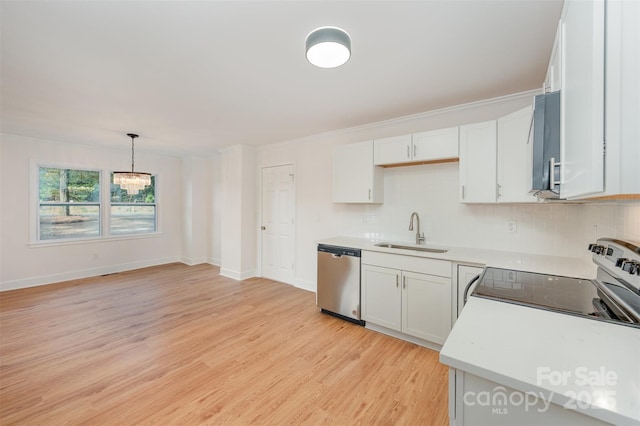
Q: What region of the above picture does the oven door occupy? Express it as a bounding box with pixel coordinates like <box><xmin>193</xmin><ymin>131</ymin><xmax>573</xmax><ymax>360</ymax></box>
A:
<box><xmin>595</xmin><ymin>269</ymin><xmax>640</xmax><ymax>325</ymax></box>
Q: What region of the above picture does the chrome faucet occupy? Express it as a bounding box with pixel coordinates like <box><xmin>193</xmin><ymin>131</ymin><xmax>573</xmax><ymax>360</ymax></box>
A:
<box><xmin>408</xmin><ymin>212</ymin><xmax>425</xmax><ymax>245</ymax></box>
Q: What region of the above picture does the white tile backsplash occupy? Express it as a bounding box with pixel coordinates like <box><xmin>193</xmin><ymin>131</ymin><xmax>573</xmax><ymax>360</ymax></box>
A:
<box><xmin>338</xmin><ymin>162</ymin><xmax>639</xmax><ymax>261</ymax></box>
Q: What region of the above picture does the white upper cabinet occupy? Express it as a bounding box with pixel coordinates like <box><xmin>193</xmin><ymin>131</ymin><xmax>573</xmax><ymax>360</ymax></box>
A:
<box><xmin>460</xmin><ymin>108</ymin><xmax>538</xmax><ymax>204</ymax></box>
<box><xmin>544</xmin><ymin>22</ymin><xmax>562</xmax><ymax>93</ymax></box>
<box><xmin>411</xmin><ymin>127</ymin><xmax>459</xmax><ymax>162</ymax></box>
<box><xmin>333</xmin><ymin>140</ymin><xmax>384</xmax><ymax>203</ymax></box>
<box><xmin>559</xmin><ymin>0</ymin><xmax>639</xmax><ymax>200</ymax></box>
<box><xmin>497</xmin><ymin>107</ymin><xmax>538</xmax><ymax>203</ymax></box>
<box><xmin>374</xmin><ymin>127</ymin><xmax>459</xmax><ymax>166</ymax></box>
<box><xmin>373</xmin><ymin>134</ymin><xmax>413</xmax><ymax>165</ymax></box>
<box><xmin>560</xmin><ymin>0</ymin><xmax>606</xmax><ymax>199</ymax></box>
<box><xmin>601</xmin><ymin>0</ymin><xmax>640</xmax><ymax>198</ymax></box>
<box><xmin>459</xmin><ymin>120</ymin><xmax>497</xmax><ymax>203</ymax></box>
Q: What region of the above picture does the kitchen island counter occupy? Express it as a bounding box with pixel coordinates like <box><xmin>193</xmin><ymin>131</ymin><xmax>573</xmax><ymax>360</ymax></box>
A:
<box><xmin>440</xmin><ymin>296</ymin><xmax>640</xmax><ymax>425</ymax></box>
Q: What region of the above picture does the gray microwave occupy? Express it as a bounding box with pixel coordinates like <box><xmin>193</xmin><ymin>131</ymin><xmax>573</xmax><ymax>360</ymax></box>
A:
<box><xmin>531</xmin><ymin>91</ymin><xmax>561</xmax><ymax>199</ymax></box>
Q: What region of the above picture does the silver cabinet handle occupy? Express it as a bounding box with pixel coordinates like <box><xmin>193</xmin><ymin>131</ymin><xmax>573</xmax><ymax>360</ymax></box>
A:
<box><xmin>496</xmin><ymin>184</ymin><xmax>501</xmax><ymax>198</ymax></box>
<box><xmin>406</xmin><ymin>145</ymin><xmax>410</xmax><ymax>159</ymax></box>
<box><xmin>413</xmin><ymin>144</ymin><xmax>416</xmax><ymax>158</ymax></box>
<box><xmin>396</xmin><ymin>274</ymin><xmax>399</xmax><ymax>288</ymax></box>
<box><xmin>368</xmin><ymin>189</ymin><xmax>372</xmax><ymax>200</ymax></box>
<box><xmin>550</xmin><ymin>157</ymin><xmax>557</xmax><ymax>189</ymax></box>
<box><xmin>461</xmin><ymin>185</ymin><xmax>465</xmax><ymax>200</ymax></box>
<box><xmin>403</xmin><ymin>275</ymin><xmax>406</xmax><ymax>289</ymax></box>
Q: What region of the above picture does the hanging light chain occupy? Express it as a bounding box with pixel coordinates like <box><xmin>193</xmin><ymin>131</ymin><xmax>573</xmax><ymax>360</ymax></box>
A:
<box><xmin>128</xmin><ymin>133</ymin><xmax>139</xmax><ymax>173</ymax></box>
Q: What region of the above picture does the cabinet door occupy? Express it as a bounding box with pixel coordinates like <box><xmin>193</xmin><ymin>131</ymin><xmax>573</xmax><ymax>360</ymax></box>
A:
<box><xmin>401</xmin><ymin>271</ymin><xmax>451</xmax><ymax>344</ymax></box>
<box><xmin>333</xmin><ymin>140</ymin><xmax>383</xmax><ymax>203</ymax></box>
<box><xmin>412</xmin><ymin>127</ymin><xmax>459</xmax><ymax>162</ymax></box>
<box><xmin>459</xmin><ymin>121</ymin><xmax>497</xmax><ymax>203</ymax></box>
<box><xmin>603</xmin><ymin>0</ymin><xmax>640</xmax><ymax>197</ymax></box>
<box><xmin>545</xmin><ymin>21</ymin><xmax>562</xmax><ymax>93</ymax></box>
<box><xmin>361</xmin><ymin>264</ymin><xmax>401</xmax><ymax>331</ymax></box>
<box><xmin>560</xmin><ymin>0</ymin><xmax>605</xmax><ymax>199</ymax></box>
<box><xmin>373</xmin><ymin>134</ymin><xmax>412</xmax><ymax>165</ymax></box>
<box><xmin>497</xmin><ymin>107</ymin><xmax>538</xmax><ymax>203</ymax></box>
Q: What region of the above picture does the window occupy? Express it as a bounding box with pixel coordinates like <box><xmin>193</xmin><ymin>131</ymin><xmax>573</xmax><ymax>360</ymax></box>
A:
<box><xmin>36</xmin><ymin>166</ymin><xmax>157</xmax><ymax>241</ymax></box>
<box><xmin>38</xmin><ymin>167</ymin><xmax>101</xmax><ymax>240</ymax></box>
<box><xmin>110</xmin><ymin>174</ymin><xmax>156</xmax><ymax>235</ymax></box>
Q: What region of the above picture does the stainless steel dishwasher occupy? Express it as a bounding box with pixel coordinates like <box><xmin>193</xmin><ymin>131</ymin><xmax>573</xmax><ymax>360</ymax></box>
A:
<box><xmin>317</xmin><ymin>244</ymin><xmax>364</xmax><ymax>325</ymax></box>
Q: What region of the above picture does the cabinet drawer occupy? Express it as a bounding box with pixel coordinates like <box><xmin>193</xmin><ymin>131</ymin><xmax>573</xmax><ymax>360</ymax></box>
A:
<box><xmin>362</xmin><ymin>251</ymin><xmax>451</xmax><ymax>278</ymax></box>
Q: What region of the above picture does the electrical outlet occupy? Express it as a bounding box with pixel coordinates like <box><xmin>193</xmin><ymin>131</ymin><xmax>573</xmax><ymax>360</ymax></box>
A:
<box><xmin>506</xmin><ymin>220</ymin><xmax>517</xmax><ymax>234</ymax></box>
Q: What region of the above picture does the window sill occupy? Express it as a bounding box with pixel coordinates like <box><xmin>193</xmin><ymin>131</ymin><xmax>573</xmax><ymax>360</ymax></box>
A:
<box><xmin>29</xmin><ymin>232</ymin><xmax>164</xmax><ymax>248</ymax></box>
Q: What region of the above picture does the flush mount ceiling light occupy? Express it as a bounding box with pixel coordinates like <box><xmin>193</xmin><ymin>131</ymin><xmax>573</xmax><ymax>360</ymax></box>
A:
<box><xmin>305</xmin><ymin>26</ymin><xmax>351</xmax><ymax>68</ymax></box>
<box><xmin>113</xmin><ymin>133</ymin><xmax>151</xmax><ymax>195</ymax></box>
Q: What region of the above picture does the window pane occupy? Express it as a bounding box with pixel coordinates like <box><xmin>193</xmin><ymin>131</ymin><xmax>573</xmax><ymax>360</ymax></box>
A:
<box><xmin>39</xmin><ymin>168</ymin><xmax>100</xmax><ymax>202</ymax></box>
<box><xmin>39</xmin><ymin>205</ymin><xmax>100</xmax><ymax>240</ymax></box>
<box><xmin>111</xmin><ymin>175</ymin><xmax>155</xmax><ymax>203</ymax></box>
<box><xmin>110</xmin><ymin>205</ymin><xmax>156</xmax><ymax>235</ymax></box>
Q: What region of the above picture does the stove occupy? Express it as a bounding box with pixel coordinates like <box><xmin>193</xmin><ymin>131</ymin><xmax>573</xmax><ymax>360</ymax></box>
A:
<box><xmin>469</xmin><ymin>238</ymin><xmax>640</xmax><ymax>327</ymax></box>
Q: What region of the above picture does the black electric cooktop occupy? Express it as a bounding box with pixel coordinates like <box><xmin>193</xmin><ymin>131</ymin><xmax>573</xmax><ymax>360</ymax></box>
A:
<box><xmin>472</xmin><ymin>267</ymin><xmax>610</xmax><ymax>318</ymax></box>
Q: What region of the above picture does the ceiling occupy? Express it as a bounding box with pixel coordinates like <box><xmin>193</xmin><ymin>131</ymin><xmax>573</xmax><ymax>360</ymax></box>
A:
<box><xmin>0</xmin><ymin>0</ymin><xmax>563</xmax><ymax>157</ymax></box>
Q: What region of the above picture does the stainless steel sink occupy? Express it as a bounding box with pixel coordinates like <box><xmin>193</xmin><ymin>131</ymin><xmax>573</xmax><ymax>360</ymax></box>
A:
<box><xmin>374</xmin><ymin>242</ymin><xmax>448</xmax><ymax>253</ymax></box>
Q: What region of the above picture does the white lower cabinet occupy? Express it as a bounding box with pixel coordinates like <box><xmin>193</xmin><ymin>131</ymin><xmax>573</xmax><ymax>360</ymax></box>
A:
<box><xmin>361</xmin><ymin>251</ymin><xmax>452</xmax><ymax>346</ymax></box>
<box><xmin>449</xmin><ymin>370</ymin><xmax>608</xmax><ymax>426</ymax></box>
<box><xmin>361</xmin><ymin>265</ymin><xmax>402</xmax><ymax>330</ymax></box>
<box><xmin>402</xmin><ymin>270</ymin><xmax>451</xmax><ymax>343</ymax></box>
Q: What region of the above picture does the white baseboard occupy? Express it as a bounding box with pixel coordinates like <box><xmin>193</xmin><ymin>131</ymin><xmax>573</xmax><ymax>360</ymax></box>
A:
<box><xmin>0</xmin><ymin>256</ymin><xmax>181</xmax><ymax>292</ymax></box>
<box><xmin>365</xmin><ymin>323</ymin><xmax>442</xmax><ymax>352</ymax></box>
<box><xmin>219</xmin><ymin>267</ymin><xmax>256</xmax><ymax>281</ymax></box>
<box><xmin>207</xmin><ymin>257</ymin><xmax>221</xmax><ymax>267</ymax></box>
<box><xmin>294</xmin><ymin>278</ymin><xmax>315</xmax><ymax>293</ymax></box>
<box><xmin>180</xmin><ymin>256</ymin><xmax>208</xmax><ymax>266</ymax></box>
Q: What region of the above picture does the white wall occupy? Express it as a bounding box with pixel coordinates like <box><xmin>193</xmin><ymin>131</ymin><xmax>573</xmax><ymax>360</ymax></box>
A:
<box><xmin>181</xmin><ymin>156</ymin><xmax>210</xmax><ymax>265</ymax></box>
<box><xmin>256</xmin><ymin>91</ymin><xmax>640</xmax><ymax>292</ymax></box>
<box><xmin>2</xmin><ymin>90</ymin><xmax>638</xmax><ymax>293</ymax></box>
<box><xmin>0</xmin><ymin>133</ymin><xmax>184</xmax><ymax>291</ymax></box>
<box><xmin>209</xmin><ymin>154</ymin><xmax>222</xmax><ymax>266</ymax></box>
<box><xmin>219</xmin><ymin>145</ymin><xmax>256</xmax><ymax>280</ymax></box>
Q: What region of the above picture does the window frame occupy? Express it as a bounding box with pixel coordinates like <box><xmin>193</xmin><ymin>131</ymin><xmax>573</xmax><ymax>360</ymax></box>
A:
<box><xmin>109</xmin><ymin>173</ymin><xmax>158</xmax><ymax>236</ymax></box>
<box><xmin>30</xmin><ymin>161</ymin><xmax>160</xmax><ymax>246</ymax></box>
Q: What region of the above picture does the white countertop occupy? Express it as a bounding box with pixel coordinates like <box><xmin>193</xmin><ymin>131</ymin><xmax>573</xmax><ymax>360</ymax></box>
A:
<box><xmin>318</xmin><ymin>236</ymin><xmax>597</xmax><ymax>279</ymax></box>
<box><xmin>440</xmin><ymin>297</ymin><xmax>640</xmax><ymax>425</ymax></box>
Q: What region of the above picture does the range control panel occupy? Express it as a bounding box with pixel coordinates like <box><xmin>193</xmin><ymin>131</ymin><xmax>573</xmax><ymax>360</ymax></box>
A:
<box><xmin>589</xmin><ymin>238</ymin><xmax>640</xmax><ymax>292</ymax></box>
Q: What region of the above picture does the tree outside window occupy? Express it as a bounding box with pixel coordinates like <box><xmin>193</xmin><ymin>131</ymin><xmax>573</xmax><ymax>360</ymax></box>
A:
<box><xmin>38</xmin><ymin>167</ymin><xmax>100</xmax><ymax>240</ymax></box>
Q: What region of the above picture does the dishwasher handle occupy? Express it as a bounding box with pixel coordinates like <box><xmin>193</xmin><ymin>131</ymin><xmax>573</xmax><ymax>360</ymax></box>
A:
<box><xmin>318</xmin><ymin>244</ymin><xmax>361</xmax><ymax>257</ymax></box>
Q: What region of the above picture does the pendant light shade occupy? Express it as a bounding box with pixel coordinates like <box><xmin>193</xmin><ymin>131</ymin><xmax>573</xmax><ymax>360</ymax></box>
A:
<box><xmin>305</xmin><ymin>26</ymin><xmax>351</xmax><ymax>68</ymax></box>
<box><xmin>113</xmin><ymin>133</ymin><xmax>151</xmax><ymax>195</ymax></box>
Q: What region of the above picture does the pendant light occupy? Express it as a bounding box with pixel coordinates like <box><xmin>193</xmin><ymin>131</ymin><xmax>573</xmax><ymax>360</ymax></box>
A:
<box><xmin>113</xmin><ymin>133</ymin><xmax>151</xmax><ymax>195</ymax></box>
<box><xmin>305</xmin><ymin>26</ymin><xmax>351</xmax><ymax>68</ymax></box>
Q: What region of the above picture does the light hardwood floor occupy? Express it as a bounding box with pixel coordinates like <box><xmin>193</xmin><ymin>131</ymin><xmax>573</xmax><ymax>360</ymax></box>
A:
<box><xmin>0</xmin><ymin>263</ymin><xmax>448</xmax><ymax>425</ymax></box>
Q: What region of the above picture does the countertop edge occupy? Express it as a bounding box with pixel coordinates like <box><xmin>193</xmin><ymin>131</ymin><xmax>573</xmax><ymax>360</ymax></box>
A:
<box><xmin>439</xmin><ymin>297</ymin><xmax>640</xmax><ymax>426</ymax></box>
<box><xmin>317</xmin><ymin>236</ymin><xmax>597</xmax><ymax>278</ymax></box>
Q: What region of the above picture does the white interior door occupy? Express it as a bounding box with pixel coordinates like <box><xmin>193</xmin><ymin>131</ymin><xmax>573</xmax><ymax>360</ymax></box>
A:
<box><xmin>261</xmin><ymin>165</ymin><xmax>295</xmax><ymax>284</ymax></box>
